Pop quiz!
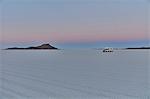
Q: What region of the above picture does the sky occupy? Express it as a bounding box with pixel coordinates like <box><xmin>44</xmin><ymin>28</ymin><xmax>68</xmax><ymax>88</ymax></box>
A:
<box><xmin>0</xmin><ymin>0</ymin><xmax>150</xmax><ymax>49</ymax></box>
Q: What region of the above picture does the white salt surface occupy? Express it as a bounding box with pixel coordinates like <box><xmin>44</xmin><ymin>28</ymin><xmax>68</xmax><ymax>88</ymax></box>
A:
<box><xmin>0</xmin><ymin>50</ymin><xmax>149</xmax><ymax>99</ymax></box>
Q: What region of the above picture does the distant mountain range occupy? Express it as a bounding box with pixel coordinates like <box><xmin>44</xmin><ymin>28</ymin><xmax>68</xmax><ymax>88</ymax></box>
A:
<box><xmin>6</xmin><ymin>44</ymin><xmax>58</xmax><ymax>50</ymax></box>
<box><xmin>5</xmin><ymin>43</ymin><xmax>150</xmax><ymax>50</ymax></box>
<box><xmin>126</xmin><ymin>47</ymin><xmax>150</xmax><ymax>49</ymax></box>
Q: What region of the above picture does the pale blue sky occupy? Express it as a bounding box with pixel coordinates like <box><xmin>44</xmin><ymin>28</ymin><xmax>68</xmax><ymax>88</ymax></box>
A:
<box><xmin>0</xmin><ymin>0</ymin><xmax>149</xmax><ymax>48</ymax></box>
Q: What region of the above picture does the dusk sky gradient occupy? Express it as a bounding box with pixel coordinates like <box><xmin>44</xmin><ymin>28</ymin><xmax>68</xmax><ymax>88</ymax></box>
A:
<box><xmin>0</xmin><ymin>0</ymin><xmax>150</xmax><ymax>48</ymax></box>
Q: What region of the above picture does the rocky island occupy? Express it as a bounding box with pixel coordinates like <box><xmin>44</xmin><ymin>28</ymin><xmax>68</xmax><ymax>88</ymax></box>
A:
<box><xmin>6</xmin><ymin>44</ymin><xmax>58</xmax><ymax>50</ymax></box>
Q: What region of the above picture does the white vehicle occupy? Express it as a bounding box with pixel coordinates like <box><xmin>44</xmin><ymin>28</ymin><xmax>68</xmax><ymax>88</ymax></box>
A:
<box><xmin>103</xmin><ymin>47</ymin><xmax>113</xmax><ymax>52</ymax></box>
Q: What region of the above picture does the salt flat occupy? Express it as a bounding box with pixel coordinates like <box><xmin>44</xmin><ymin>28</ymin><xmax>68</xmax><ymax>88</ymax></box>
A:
<box><xmin>0</xmin><ymin>50</ymin><xmax>149</xmax><ymax>99</ymax></box>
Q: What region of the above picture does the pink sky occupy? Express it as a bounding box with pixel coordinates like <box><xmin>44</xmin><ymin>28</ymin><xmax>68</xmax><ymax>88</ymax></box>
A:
<box><xmin>1</xmin><ymin>0</ymin><xmax>149</xmax><ymax>48</ymax></box>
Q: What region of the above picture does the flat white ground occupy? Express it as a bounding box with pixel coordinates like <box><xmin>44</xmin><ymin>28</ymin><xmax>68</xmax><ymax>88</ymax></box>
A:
<box><xmin>0</xmin><ymin>50</ymin><xmax>150</xmax><ymax>99</ymax></box>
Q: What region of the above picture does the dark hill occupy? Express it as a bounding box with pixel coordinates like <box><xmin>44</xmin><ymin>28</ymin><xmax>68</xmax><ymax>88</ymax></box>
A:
<box><xmin>126</xmin><ymin>47</ymin><xmax>150</xmax><ymax>49</ymax></box>
<box><xmin>6</xmin><ymin>44</ymin><xmax>58</xmax><ymax>50</ymax></box>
